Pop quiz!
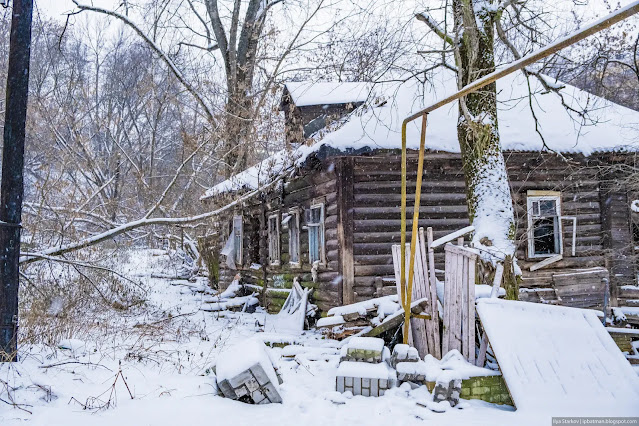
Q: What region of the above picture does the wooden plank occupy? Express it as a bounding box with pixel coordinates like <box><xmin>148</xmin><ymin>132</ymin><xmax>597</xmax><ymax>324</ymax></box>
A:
<box><xmin>336</xmin><ymin>157</ymin><xmax>355</xmax><ymax>305</ymax></box>
<box><xmin>467</xmin><ymin>256</ymin><xmax>476</xmax><ymax>365</ymax></box>
<box><xmin>430</xmin><ymin>225</ymin><xmax>475</xmax><ymax>248</ymax></box>
<box><xmin>391</xmin><ymin>242</ymin><xmax>430</xmax><ymax>356</ymax></box>
<box><xmin>529</xmin><ymin>254</ymin><xmax>563</xmax><ymax>272</ymax></box>
<box><xmin>443</xmin><ymin>249</ymin><xmax>453</xmax><ymax>354</ymax></box>
<box><xmin>461</xmin><ymin>254</ymin><xmax>469</xmax><ymax>359</ymax></box>
<box><xmin>452</xmin><ymin>249</ymin><xmax>463</xmax><ymax>352</ymax></box>
<box><xmin>418</xmin><ymin>227</ymin><xmax>440</xmax><ymax>358</ymax></box>
<box><xmin>391</xmin><ymin>244</ymin><xmax>414</xmax><ymax>347</ymax></box>
<box><xmin>363</xmin><ymin>298</ymin><xmax>430</xmax><ymax>337</ymax></box>
<box><xmin>426</xmin><ymin>227</ymin><xmax>441</xmax><ymax>359</ymax></box>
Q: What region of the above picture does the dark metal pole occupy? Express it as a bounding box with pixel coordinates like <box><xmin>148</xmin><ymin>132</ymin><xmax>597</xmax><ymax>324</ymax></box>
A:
<box><xmin>0</xmin><ymin>0</ymin><xmax>34</xmax><ymax>362</ymax></box>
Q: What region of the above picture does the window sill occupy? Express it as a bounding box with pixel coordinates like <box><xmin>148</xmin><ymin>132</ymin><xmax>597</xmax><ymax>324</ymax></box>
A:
<box><xmin>527</xmin><ymin>253</ymin><xmax>562</xmax><ymax>260</ymax></box>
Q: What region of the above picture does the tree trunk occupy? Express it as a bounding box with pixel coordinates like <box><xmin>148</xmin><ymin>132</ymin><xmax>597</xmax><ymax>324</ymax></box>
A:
<box><xmin>453</xmin><ymin>0</ymin><xmax>518</xmax><ymax>293</ymax></box>
<box><xmin>223</xmin><ymin>86</ymin><xmax>252</xmax><ymax>178</ymax></box>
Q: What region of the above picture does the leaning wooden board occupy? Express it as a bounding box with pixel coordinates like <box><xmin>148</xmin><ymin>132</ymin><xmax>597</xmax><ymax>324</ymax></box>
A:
<box><xmin>476</xmin><ymin>298</ymin><xmax>639</xmax><ymax>414</ymax></box>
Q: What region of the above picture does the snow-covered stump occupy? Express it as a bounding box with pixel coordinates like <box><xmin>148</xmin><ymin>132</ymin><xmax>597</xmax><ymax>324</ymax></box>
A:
<box><xmin>216</xmin><ymin>339</ymin><xmax>283</xmax><ymax>404</ymax></box>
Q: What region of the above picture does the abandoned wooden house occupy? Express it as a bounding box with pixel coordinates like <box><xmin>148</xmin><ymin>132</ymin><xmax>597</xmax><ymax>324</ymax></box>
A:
<box><xmin>200</xmin><ymin>72</ymin><xmax>639</xmax><ymax>315</ymax></box>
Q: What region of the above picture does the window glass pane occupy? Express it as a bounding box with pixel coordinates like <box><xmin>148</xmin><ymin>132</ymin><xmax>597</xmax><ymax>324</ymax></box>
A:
<box><xmin>310</xmin><ymin>206</ymin><xmax>321</xmax><ymax>224</ymax></box>
<box><xmin>289</xmin><ymin>213</ymin><xmax>299</xmax><ymax>264</ymax></box>
<box><xmin>533</xmin><ymin>217</ymin><xmax>558</xmax><ymax>255</ymax></box>
<box><xmin>233</xmin><ymin>217</ymin><xmax>242</xmax><ymax>264</ymax></box>
<box><xmin>539</xmin><ymin>200</ymin><xmax>557</xmax><ymax>217</ymax></box>
<box><xmin>532</xmin><ymin>201</ymin><xmax>540</xmax><ymax>217</ymax></box>
<box><xmin>309</xmin><ymin>226</ymin><xmax>319</xmax><ymax>263</ymax></box>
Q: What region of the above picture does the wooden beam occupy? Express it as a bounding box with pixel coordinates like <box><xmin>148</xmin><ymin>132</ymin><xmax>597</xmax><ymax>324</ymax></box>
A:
<box><xmin>337</xmin><ymin>157</ymin><xmax>355</xmax><ymax>305</ymax></box>
<box><xmin>363</xmin><ymin>298</ymin><xmax>430</xmax><ymax>338</ymax></box>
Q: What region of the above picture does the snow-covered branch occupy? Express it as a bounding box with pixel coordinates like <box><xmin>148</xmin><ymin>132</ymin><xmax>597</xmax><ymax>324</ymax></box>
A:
<box><xmin>415</xmin><ymin>13</ymin><xmax>454</xmax><ymax>47</ymax></box>
<box><xmin>20</xmin><ymin>176</ymin><xmax>283</xmax><ymax>265</ymax></box>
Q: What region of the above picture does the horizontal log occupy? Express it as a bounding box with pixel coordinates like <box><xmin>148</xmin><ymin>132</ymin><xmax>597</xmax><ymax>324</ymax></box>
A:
<box><xmin>355</xmin><ymin>218</ymin><xmax>470</xmax><ymax>232</ymax></box>
<box><xmin>355</xmin><ymin>264</ymin><xmax>395</xmax><ymax>276</ymax></box>
<box><xmin>353</xmin><ymin>205</ymin><xmax>469</xmax><ymax>220</ymax></box>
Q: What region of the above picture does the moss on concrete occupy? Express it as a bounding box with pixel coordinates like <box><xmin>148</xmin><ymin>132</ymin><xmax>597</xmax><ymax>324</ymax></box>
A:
<box><xmin>460</xmin><ymin>375</ymin><xmax>513</xmax><ymax>406</ymax></box>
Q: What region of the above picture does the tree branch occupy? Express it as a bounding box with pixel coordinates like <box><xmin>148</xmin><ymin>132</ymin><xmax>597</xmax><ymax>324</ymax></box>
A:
<box><xmin>72</xmin><ymin>1</ymin><xmax>216</xmax><ymax>123</ymax></box>
<box><xmin>416</xmin><ymin>12</ymin><xmax>454</xmax><ymax>47</ymax></box>
<box><xmin>20</xmin><ymin>176</ymin><xmax>284</xmax><ymax>265</ymax></box>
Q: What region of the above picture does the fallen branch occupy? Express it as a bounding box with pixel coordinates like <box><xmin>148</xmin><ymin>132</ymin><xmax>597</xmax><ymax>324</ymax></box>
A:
<box><xmin>39</xmin><ymin>361</ymin><xmax>113</xmax><ymax>371</ymax></box>
<box><xmin>20</xmin><ymin>176</ymin><xmax>283</xmax><ymax>265</ymax></box>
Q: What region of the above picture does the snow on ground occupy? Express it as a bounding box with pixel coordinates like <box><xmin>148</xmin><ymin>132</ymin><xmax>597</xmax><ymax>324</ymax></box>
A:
<box><xmin>1</xmin><ymin>249</ymin><xmax>636</xmax><ymax>425</ymax></box>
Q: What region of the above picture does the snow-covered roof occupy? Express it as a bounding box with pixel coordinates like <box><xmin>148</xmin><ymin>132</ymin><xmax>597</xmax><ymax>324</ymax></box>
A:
<box><xmin>202</xmin><ymin>72</ymin><xmax>639</xmax><ymax>200</ymax></box>
<box><xmin>284</xmin><ymin>81</ymin><xmax>372</xmax><ymax>107</ymax></box>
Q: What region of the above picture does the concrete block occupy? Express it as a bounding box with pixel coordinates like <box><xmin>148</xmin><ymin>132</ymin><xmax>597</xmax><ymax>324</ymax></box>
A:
<box><xmin>390</xmin><ymin>344</ymin><xmax>420</xmax><ymax>368</ymax></box>
<box><xmin>433</xmin><ymin>378</ymin><xmax>462</xmax><ymax>407</ymax></box>
<box><xmin>218</xmin><ymin>363</ymin><xmax>282</xmax><ymax>404</ymax></box>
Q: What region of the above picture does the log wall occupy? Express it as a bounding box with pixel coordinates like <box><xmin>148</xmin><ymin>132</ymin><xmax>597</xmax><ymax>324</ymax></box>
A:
<box><xmin>213</xmin><ymin>149</ymin><xmax>636</xmax><ymax>312</ymax></box>
<box><xmin>216</xmin><ymin>159</ymin><xmax>342</xmax><ymax>312</ymax></box>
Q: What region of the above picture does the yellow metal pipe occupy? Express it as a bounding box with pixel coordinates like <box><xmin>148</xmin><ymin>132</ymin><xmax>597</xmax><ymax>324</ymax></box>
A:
<box><xmin>402</xmin><ymin>113</ymin><xmax>428</xmax><ymax>344</ymax></box>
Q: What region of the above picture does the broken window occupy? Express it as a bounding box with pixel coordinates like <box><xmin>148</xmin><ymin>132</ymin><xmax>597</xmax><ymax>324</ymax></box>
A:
<box><xmin>268</xmin><ymin>213</ymin><xmax>280</xmax><ymax>265</ymax></box>
<box><xmin>288</xmin><ymin>208</ymin><xmax>300</xmax><ymax>266</ymax></box>
<box><xmin>527</xmin><ymin>192</ymin><xmax>562</xmax><ymax>258</ymax></box>
<box><xmin>307</xmin><ymin>203</ymin><xmax>325</xmax><ymax>264</ymax></box>
<box><xmin>233</xmin><ymin>215</ymin><xmax>243</xmax><ymax>265</ymax></box>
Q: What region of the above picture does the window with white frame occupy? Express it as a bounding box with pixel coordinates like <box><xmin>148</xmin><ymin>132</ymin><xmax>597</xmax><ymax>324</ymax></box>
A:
<box><xmin>232</xmin><ymin>215</ymin><xmax>243</xmax><ymax>265</ymax></box>
<box><xmin>268</xmin><ymin>213</ymin><xmax>280</xmax><ymax>265</ymax></box>
<box><xmin>527</xmin><ymin>191</ymin><xmax>563</xmax><ymax>258</ymax></box>
<box><xmin>288</xmin><ymin>208</ymin><xmax>301</xmax><ymax>266</ymax></box>
<box><xmin>307</xmin><ymin>203</ymin><xmax>325</xmax><ymax>264</ymax></box>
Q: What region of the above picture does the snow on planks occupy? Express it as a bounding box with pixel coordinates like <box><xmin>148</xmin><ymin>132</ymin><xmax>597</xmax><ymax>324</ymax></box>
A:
<box><xmin>476</xmin><ymin>299</ymin><xmax>639</xmax><ymax>415</ymax></box>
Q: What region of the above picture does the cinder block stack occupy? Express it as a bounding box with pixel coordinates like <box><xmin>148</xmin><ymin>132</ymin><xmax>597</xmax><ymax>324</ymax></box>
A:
<box><xmin>335</xmin><ymin>337</ymin><xmax>396</xmax><ymax>397</ymax></box>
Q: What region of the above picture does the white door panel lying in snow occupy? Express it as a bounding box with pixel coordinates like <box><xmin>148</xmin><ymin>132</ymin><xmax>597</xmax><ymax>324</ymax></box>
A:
<box><xmin>476</xmin><ymin>299</ymin><xmax>639</xmax><ymax>415</ymax></box>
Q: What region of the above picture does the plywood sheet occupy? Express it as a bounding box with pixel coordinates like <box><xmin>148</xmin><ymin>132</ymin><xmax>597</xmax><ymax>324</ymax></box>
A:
<box><xmin>476</xmin><ymin>299</ymin><xmax>639</xmax><ymax>414</ymax></box>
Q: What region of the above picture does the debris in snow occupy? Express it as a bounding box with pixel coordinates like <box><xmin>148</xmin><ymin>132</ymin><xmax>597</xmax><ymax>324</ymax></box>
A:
<box><xmin>396</xmin><ymin>361</ymin><xmax>428</xmax><ymax>383</ymax></box>
<box><xmin>316</xmin><ymin>315</ymin><xmax>345</xmax><ymax>328</ymax></box>
<box><xmin>318</xmin><ymin>295</ymin><xmax>401</xmax><ymax>339</ymax></box>
<box><xmin>342</xmin><ymin>337</ymin><xmax>385</xmax><ymax>363</ymax></box>
<box><xmin>58</xmin><ymin>339</ymin><xmax>91</xmax><ymax>356</ymax></box>
<box><xmin>216</xmin><ymin>339</ymin><xmax>283</xmax><ymax>404</ymax></box>
<box><xmin>432</xmin><ymin>370</ymin><xmax>462</xmax><ymax>407</ymax></box>
<box><xmin>476</xmin><ymin>298</ymin><xmax>639</xmax><ymax>413</ymax></box>
<box><xmin>390</xmin><ymin>344</ymin><xmax>420</xmax><ymax>368</ymax></box>
<box><xmin>263</xmin><ymin>278</ymin><xmax>316</xmax><ymax>334</ymax></box>
<box><xmin>335</xmin><ymin>361</ymin><xmax>396</xmax><ymax>397</ymax></box>
<box><xmin>201</xmin><ymin>294</ymin><xmax>260</xmax><ymax>313</ymax></box>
